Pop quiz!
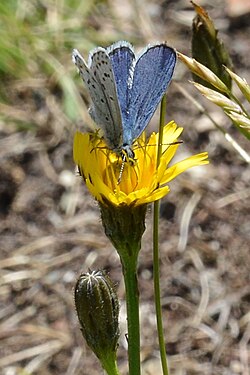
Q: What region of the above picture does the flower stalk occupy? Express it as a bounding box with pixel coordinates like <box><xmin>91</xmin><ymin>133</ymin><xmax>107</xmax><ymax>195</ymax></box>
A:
<box><xmin>120</xmin><ymin>247</ymin><xmax>141</xmax><ymax>375</ymax></box>
<box><xmin>100</xmin><ymin>202</ymin><xmax>147</xmax><ymax>375</ymax></box>
<box><xmin>153</xmin><ymin>95</ymin><xmax>170</xmax><ymax>375</ymax></box>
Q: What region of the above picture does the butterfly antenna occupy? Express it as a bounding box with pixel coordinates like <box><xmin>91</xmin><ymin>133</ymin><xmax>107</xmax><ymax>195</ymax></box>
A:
<box><xmin>117</xmin><ymin>159</ymin><xmax>125</xmax><ymax>185</ymax></box>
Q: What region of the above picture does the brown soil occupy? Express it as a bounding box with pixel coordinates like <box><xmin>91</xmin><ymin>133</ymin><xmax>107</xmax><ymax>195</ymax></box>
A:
<box><xmin>0</xmin><ymin>1</ymin><xmax>249</xmax><ymax>374</ymax></box>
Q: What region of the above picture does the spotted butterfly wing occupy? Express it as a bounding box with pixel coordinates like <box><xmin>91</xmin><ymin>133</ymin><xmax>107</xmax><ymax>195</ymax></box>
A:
<box><xmin>72</xmin><ymin>48</ymin><xmax>123</xmax><ymax>151</ymax></box>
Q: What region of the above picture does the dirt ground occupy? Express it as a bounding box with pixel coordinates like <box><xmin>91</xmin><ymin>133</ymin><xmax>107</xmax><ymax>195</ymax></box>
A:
<box><xmin>0</xmin><ymin>1</ymin><xmax>249</xmax><ymax>374</ymax></box>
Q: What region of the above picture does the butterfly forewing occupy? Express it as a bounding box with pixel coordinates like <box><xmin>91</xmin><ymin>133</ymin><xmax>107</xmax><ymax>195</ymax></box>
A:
<box><xmin>123</xmin><ymin>44</ymin><xmax>177</xmax><ymax>146</ymax></box>
<box><xmin>89</xmin><ymin>48</ymin><xmax>123</xmax><ymax>150</ymax></box>
<box><xmin>72</xmin><ymin>49</ymin><xmax>123</xmax><ymax>151</ymax></box>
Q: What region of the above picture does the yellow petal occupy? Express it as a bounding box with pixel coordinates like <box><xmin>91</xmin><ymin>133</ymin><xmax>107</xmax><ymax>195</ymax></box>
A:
<box><xmin>162</xmin><ymin>152</ymin><xmax>209</xmax><ymax>184</ymax></box>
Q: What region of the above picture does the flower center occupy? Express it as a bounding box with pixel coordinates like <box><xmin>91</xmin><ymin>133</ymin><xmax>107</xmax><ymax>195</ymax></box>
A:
<box><xmin>103</xmin><ymin>158</ymin><xmax>139</xmax><ymax>193</ymax></box>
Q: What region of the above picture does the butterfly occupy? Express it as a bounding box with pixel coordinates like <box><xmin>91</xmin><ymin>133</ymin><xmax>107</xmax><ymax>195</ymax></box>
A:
<box><xmin>72</xmin><ymin>41</ymin><xmax>177</xmax><ymax>161</ymax></box>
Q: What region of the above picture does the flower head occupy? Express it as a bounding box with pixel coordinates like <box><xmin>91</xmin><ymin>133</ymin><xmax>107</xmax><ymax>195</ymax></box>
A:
<box><xmin>74</xmin><ymin>121</ymin><xmax>209</xmax><ymax>207</ymax></box>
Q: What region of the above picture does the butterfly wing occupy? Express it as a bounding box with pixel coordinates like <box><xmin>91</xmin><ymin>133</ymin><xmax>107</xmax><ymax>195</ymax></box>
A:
<box><xmin>72</xmin><ymin>48</ymin><xmax>123</xmax><ymax>151</ymax></box>
<box><xmin>123</xmin><ymin>44</ymin><xmax>177</xmax><ymax>146</ymax></box>
<box><xmin>107</xmin><ymin>41</ymin><xmax>135</xmax><ymax>128</ymax></box>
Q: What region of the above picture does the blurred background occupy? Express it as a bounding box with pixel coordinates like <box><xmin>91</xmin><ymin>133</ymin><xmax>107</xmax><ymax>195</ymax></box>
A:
<box><xmin>0</xmin><ymin>0</ymin><xmax>249</xmax><ymax>374</ymax></box>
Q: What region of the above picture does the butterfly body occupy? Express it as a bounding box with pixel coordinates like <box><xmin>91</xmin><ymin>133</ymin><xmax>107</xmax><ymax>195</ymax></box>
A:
<box><xmin>72</xmin><ymin>41</ymin><xmax>177</xmax><ymax>159</ymax></box>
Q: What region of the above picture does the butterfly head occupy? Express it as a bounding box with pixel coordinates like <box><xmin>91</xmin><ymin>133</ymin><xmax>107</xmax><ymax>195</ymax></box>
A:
<box><xmin>120</xmin><ymin>145</ymin><xmax>136</xmax><ymax>164</ymax></box>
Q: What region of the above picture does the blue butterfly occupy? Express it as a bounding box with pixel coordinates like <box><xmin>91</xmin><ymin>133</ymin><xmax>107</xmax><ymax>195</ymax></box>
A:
<box><xmin>72</xmin><ymin>41</ymin><xmax>177</xmax><ymax>160</ymax></box>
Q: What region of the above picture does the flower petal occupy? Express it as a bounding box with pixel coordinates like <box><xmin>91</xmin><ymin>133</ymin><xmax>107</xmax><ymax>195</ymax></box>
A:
<box><xmin>161</xmin><ymin>152</ymin><xmax>209</xmax><ymax>184</ymax></box>
<box><xmin>73</xmin><ymin>123</ymin><xmax>209</xmax><ymax>207</ymax></box>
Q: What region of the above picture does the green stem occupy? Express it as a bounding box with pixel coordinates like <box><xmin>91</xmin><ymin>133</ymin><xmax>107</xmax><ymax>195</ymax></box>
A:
<box><xmin>120</xmin><ymin>251</ymin><xmax>141</xmax><ymax>375</ymax></box>
<box><xmin>153</xmin><ymin>201</ymin><xmax>169</xmax><ymax>375</ymax></box>
<box><xmin>153</xmin><ymin>95</ymin><xmax>170</xmax><ymax>375</ymax></box>
<box><xmin>102</xmin><ymin>354</ymin><xmax>121</xmax><ymax>375</ymax></box>
<box><xmin>156</xmin><ymin>95</ymin><xmax>166</xmax><ymax>163</ymax></box>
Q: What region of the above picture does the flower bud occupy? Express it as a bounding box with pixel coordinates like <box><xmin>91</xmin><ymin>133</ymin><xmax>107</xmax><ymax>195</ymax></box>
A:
<box><xmin>75</xmin><ymin>270</ymin><xmax>119</xmax><ymax>364</ymax></box>
<box><xmin>191</xmin><ymin>1</ymin><xmax>232</xmax><ymax>91</ymax></box>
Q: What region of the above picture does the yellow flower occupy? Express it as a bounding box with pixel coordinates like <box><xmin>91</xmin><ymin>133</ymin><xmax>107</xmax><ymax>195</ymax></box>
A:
<box><xmin>73</xmin><ymin>121</ymin><xmax>208</xmax><ymax>207</ymax></box>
